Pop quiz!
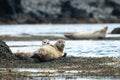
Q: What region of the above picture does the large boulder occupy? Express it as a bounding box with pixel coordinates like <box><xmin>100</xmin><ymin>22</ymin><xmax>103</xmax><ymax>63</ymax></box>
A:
<box><xmin>111</xmin><ymin>27</ymin><xmax>120</xmax><ymax>34</ymax></box>
<box><xmin>0</xmin><ymin>41</ymin><xmax>17</xmax><ymax>60</ymax></box>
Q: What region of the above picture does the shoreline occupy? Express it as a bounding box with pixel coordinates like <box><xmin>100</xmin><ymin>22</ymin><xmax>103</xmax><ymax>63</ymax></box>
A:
<box><xmin>0</xmin><ymin>57</ymin><xmax>120</xmax><ymax>80</ymax></box>
<box><xmin>1</xmin><ymin>35</ymin><xmax>120</xmax><ymax>41</ymax></box>
<box><xmin>0</xmin><ymin>57</ymin><xmax>120</xmax><ymax>74</ymax></box>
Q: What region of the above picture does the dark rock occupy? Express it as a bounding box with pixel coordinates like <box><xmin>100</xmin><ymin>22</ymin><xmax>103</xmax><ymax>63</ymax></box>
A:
<box><xmin>0</xmin><ymin>0</ymin><xmax>22</xmax><ymax>19</ymax></box>
<box><xmin>105</xmin><ymin>0</ymin><xmax>120</xmax><ymax>17</ymax></box>
<box><xmin>28</xmin><ymin>11</ymin><xmax>42</xmax><ymax>19</ymax></box>
<box><xmin>1</xmin><ymin>0</ymin><xmax>120</xmax><ymax>23</ymax></box>
<box><xmin>28</xmin><ymin>10</ymin><xmax>53</xmax><ymax>18</ymax></box>
<box><xmin>0</xmin><ymin>0</ymin><xmax>14</xmax><ymax>19</ymax></box>
<box><xmin>0</xmin><ymin>40</ymin><xmax>17</xmax><ymax>60</ymax></box>
<box><xmin>112</xmin><ymin>7</ymin><xmax>120</xmax><ymax>17</ymax></box>
<box><xmin>12</xmin><ymin>0</ymin><xmax>23</xmax><ymax>13</ymax></box>
<box><xmin>89</xmin><ymin>2</ymin><xmax>98</xmax><ymax>7</ymax></box>
<box><xmin>111</xmin><ymin>27</ymin><xmax>120</xmax><ymax>34</ymax></box>
<box><xmin>105</xmin><ymin>0</ymin><xmax>120</xmax><ymax>8</ymax></box>
<box><xmin>60</xmin><ymin>0</ymin><xmax>88</xmax><ymax>18</ymax></box>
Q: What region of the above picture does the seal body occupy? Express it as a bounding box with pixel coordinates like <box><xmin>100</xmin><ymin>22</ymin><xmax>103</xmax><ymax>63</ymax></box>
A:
<box><xmin>36</xmin><ymin>45</ymin><xmax>64</xmax><ymax>61</ymax></box>
<box><xmin>32</xmin><ymin>39</ymin><xmax>66</xmax><ymax>61</ymax></box>
<box><xmin>64</xmin><ymin>27</ymin><xmax>108</xmax><ymax>39</ymax></box>
<box><xmin>15</xmin><ymin>50</ymin><xmax>34</xmax><ymax>60</ymax></box>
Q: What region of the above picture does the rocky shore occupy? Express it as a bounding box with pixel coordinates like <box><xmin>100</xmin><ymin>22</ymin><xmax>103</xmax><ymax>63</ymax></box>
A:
<box><xmin>0</xmin><ymin>40</ymin><xmax>120</xmax><ymax>79</ymax></box>
<box><xmin>0</xmin><ymin>57</ymin><xmax>120</xmax><ymax>78</ymax></box>
<box><xmin>0</xmin><ymin>0</ymin><xmax>120</xmax><ymax>24</ymax></box>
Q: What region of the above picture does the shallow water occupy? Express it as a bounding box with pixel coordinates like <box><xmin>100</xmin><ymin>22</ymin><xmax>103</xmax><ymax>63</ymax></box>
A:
<box><xmin>1</xmin><ymin>68</ymin><xmax>119</xmax><ymax>80</ymax></box>
<box><xmin>0</xmin><ymin>24</ymin><xmax>120</xmax><ymax>37</ymax></box>
<box><xmin>7</xmin><ymin>40</ymin><xmax>120</xmax><ymax>57</ymax></box>
<box><xmin>1</xmin><ymin>24</ymin><xmax>120</xmax><ymax>57</ymax></box>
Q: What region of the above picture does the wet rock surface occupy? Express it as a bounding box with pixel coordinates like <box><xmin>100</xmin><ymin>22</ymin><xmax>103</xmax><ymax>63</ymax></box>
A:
<box><xmin>111</xmin><ymin>27</ymin><xmax>120</xmax><ymax>34</ymax></box>
<box><xmin>0</xmin><ymin>41</ymin><xmax>17</xmax><ymax>60</ymax></box>
<box><xmin>1</xmin><ymin>0</ymin><xmax>120</xmax><ymax>24</ymax></box>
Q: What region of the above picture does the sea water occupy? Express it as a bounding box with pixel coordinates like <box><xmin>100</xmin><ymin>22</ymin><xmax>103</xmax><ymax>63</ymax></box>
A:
<box><xmin>6</xmin><ymin>40</ymin><xmax>120</xmax><ymax>57</ymax></box>
<box><xmin>0</xmin><ymin>23</ymin><xmax>120</xmax><ymax>37</ymax></box>
<box><xmin>1</xmin><ymin>23</ymin><xmax>119</xmax><ymax>57</ymax></box>
<box><xmin>1</xmin><ymin>24</ymin><xmax>120</xmax><ymax>80</ymax></box>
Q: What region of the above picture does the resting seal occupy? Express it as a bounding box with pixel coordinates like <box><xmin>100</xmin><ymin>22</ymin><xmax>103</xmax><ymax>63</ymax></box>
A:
<box><xmin>31</xmin><ymin>39</ymin><xmax>66</xmax><ymax>61</ymax></box>
<box><xmin>64</xmin><ymin>27</ymin><xmax>108</xmax><ymax>39</ymax></box>
<box><xmin>15</xmin><ymin>50</ymin><xmax>34</xmax><ymax>60</ymax></box>
<box><xmin>15</xmin><ymin>39</ymin><xmax>50</xmax><ymax>60</ymax></box>
<box><xmin>42</xmin><ymin>39</ymin><xmax>50</xmax><ymax>45</ymax></box>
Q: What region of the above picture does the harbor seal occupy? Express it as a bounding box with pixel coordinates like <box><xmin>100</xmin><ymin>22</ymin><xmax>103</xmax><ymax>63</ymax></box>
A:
<box><xmin>15</xmin><ymin>39</ymin><xmax>50</xmax><ymax>58</ymax></box>
<box><xmin>15</xmin><ymin>39</ymin><xmax>50</xmax><ymax>60</ymax></box>
<box><xmin>31</xmin><ymin>39</ymin><xmax>66</xmax><ymax>61</ymax></box>
<box><xmin>64</xmin><ymin>27</ymin><xmax>108</xmax><ymax>39</ymax></box>
<box><xmin>42</xmin><ymin>39</ymin><xmax>50</xmax><ymax>45</ymax></box>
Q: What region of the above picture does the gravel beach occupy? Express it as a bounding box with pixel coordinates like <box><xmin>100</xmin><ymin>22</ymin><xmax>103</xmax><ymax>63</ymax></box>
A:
<box><xmin>0</xmin><ymin>57</ymin><xmax>120</xmax><ymax>76</ymax></box>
